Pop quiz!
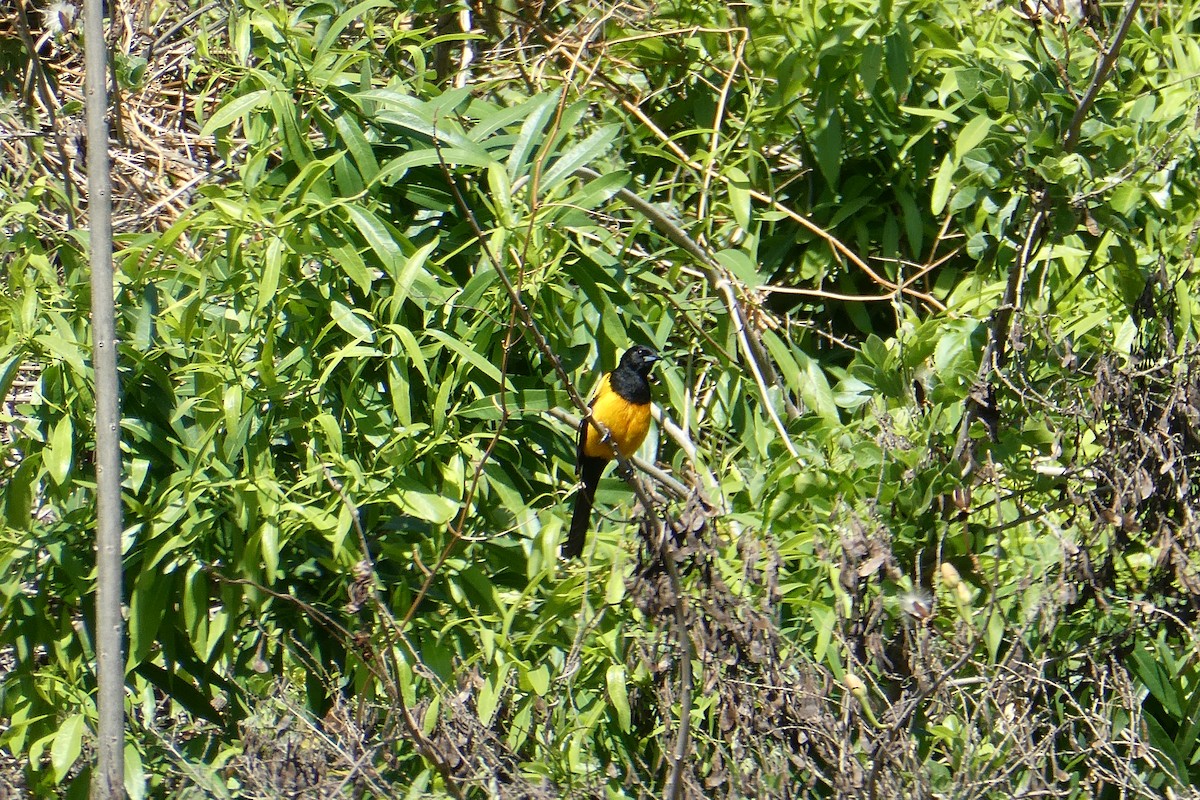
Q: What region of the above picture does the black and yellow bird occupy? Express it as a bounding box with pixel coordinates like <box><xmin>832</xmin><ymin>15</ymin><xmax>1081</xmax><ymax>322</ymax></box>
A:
<box><xmin>563</xmin><ymin>345</ymin><xmax>661</xmax><ymax>559</ymax></box>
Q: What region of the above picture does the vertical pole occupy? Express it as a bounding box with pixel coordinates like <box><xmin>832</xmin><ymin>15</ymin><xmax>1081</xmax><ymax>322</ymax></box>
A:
<box><xmin>82</xmin><ymin>0</ymin><xmax>125</xmax><ymax>795</ymax></box>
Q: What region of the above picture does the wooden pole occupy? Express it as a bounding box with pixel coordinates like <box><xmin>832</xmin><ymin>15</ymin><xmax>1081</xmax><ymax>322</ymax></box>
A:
<box><xmin>82</xmin><ymin>0</ymin><xmax>125</xmax><ymax>794</ymax></box>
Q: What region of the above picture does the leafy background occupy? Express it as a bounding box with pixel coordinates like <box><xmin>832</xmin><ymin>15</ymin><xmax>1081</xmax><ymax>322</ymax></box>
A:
<box><xmin>2</xmin><ymin>0</ymin><xmax>1200</xmax><ymax>796</ymax></box>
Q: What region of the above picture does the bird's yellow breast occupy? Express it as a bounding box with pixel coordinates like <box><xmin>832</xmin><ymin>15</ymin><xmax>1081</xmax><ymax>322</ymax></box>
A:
<box><xmin>583</xmin><ymin>374</ymin><xmax>652</xmax><ymax>460</ymax></box>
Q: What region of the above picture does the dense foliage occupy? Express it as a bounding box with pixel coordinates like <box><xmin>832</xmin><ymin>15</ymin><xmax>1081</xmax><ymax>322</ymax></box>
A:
<box><xmin>2</xmin><ymin>0</ymin><xmax>1200</xmax><ymax>796</ymax></box>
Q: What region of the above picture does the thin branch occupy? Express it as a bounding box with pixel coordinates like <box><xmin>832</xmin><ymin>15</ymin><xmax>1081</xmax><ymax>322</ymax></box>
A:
<box><xmin>716</xmin><ymin>277</ymin><xmax>802</xmax><ymax>456</ymax></box>
<box><xmin>1063</xmin><ymin>0</ymin><xmax>1144</xmax><ymax>152</ymax></box>
<box><xmin>546</xmin><ymin>408</ymin><xmax>690</xmax><ymax>500</ymax></box>
<box><xmin>445</xmin><ymin>171</ymin><xmax>660</xmax><ymax>513</ymax></box>
<box><xmin>613</xmin><ymin>99</ymin><xmax>946</xmax><ymax>311</ymax></box>
<box><xmin>952</xmin><ymin>206</ymin><xmax>1048</xmax><ymax>468</ymax></box>
<box><xmin>696</xmin><ymin>29</ymin><xmax>748</xmax><ymax>222</ymax></box>
<box><xmin>661</xmin><ymin>546</ymin><xmax>693</xmax><ymax>800</ymax></box>
<box><xmin>84</xmin><ymin>0</ymin><xmax>125</xmax><ymax>791</ymax></box>
<box><xmin>652</xmin><ymin>407</ymin><xmax>723</xmax><ymax>507</ymax></box>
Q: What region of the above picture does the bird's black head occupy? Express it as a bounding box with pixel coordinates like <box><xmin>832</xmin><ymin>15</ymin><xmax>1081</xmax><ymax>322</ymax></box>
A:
<box><xmin>619</xmin><ymin>345</ymin><xmax>661</xmax><ymax>376</ymax></box>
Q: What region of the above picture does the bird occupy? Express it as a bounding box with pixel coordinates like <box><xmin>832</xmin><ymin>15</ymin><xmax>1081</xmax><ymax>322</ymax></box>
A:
<box><xmin>563</xmin><ymin>345</ymin><xmax>661</xmax><ymax>558</ymax></box>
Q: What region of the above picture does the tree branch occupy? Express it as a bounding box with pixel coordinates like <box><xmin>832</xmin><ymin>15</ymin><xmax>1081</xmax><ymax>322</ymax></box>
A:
<box><xmin>84</xmin><ymin>0</ymin><xmax>125</xmax><ymax>794</ymax></box>
<box><xmin>1063</xmin><ymin>0</ymin><xmax>1143</xmax><ymax>153</ymax></box>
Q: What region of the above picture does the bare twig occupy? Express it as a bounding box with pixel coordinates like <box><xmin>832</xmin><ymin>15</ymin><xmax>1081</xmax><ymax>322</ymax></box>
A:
<box><xmin>546</xmin><ymin>408</ymin><xmax>690</xmax><ymax>500</ymax></box>
<box><xmin>696</xmin><ymin>29</ymin><xmax>748</xmax><ymax>222</ymax></box>
<box><xmin>661</xmin><ymin>546</ymin><xmax>693</xmax><ymax>800</ymax></box>
<box><xmin>952</xmin><ymin>206</ymin><xmax>1048</xmax><ymax>468</ymax></box>
<box><xmin>652</xmin><ymin>407</ymin><xmax>723</xmax><ymax>506</ymax></box>
<box><xmin>1063</xmin><ymin>0</ymin><xmax>1144</xmax><ymax>152</ymax></box>
<box><xmin>435</xmin><ymin>108</ymin><xmax>699</xmax><ymax>798</ymax></box>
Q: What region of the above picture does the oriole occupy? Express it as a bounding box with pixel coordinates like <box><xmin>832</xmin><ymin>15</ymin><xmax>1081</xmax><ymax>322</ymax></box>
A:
<box><xmin>563</xmin><ymin>345</ymin><xmax>661</xmax><ymax>558</ymax></box>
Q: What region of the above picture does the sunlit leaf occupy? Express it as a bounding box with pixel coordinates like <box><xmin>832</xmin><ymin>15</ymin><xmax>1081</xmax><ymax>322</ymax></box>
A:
<box><xmin>330</xmin><ymin>300</ymin><xmax>375</xmax><ymax>341</ymax></box>
<box><xmin>44</xmin><ymin>416</ymin><xmax>73</xmax><ymax>486</ymax></box>
<box><xmin>606</xmin><ymin>665</ymin><xmax>631</xmax><ymax>732</ymax></box>
<box><xmin>539</xmin><ymin>125</ymin><xmax>619</xmax><ymax>192</ymax></box>
<box><xmin>50</xmin><ymin>714</ymin><xmax>84</xmax><ymax>783</ymax></box>
<box><xmin>200</xmin><ymin>89</ymin><xmax>272</xmax><ymax>136</ymax></box>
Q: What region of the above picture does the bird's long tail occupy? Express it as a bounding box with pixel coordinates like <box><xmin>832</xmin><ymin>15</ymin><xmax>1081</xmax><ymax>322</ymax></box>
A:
<box><xmin>564</xmin><ymin>457</ymin><xmax>606</xmax><ymax>558</ymax></box>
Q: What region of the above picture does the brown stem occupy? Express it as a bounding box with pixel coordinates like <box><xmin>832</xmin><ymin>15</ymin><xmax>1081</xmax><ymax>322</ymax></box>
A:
<box><xmin>1063</xmin><ymin>0</ymin><xmax>1143</xmax><ymax>153</ymax></box>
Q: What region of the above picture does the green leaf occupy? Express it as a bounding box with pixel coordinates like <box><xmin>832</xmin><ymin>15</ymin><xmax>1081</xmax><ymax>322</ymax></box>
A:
<box><xmin>606</xmin><ymin>665</ymin><xmax>632</xmax><ymax>732</ymax></box>
<box><xmin>332</xmin><ymin>503</ymin><xmax>353</xmax><ymax>557</ymax></box>
<box><xmin>1110</xmin><ymin>183</ymin><xmax>1141</xmax><ymax>216</ymax></box>
<box><xmin>954</xmin><ymin>115</ymin><xmax>993</xmax><ymax>163</ymax></box>
<box><xmin>200</xmin><ymin>89</ymin><xmax>272</xmax><ymax>136</ymax></box>
<box><xmin>260</xmin><ymin>522</ymin><xmax>279</xmax><ymax>582</ymax></box>
<box><xmin>374</xmin><ymin>147</ymin><xmax>497</xmax><ymax>180</ymax></box>
<box><xmin>761</xmin><ymin>330</ymin><xmax>802</xmax><ymax>395</ymax></box>
<box><xmin>133</xmin><ymin>662</ymin><xmax>225</xmax><ymax>727</ymax></box>
<box><xmin>1143</xmin><ymin>711</ymin><xmax>1187</xmax><ymax>781</ymax></box>
<box><xmin>456</xmin><ymin>389</ymin><xmax>561</xmax><ymax>419</ymax></box>
<box><xmin>487</xmin><ymin>163</ymin><xmax>514</xmax><ymax>227</ymax></box>
<box><xmin>316</xmin><ymin>0</ymin><xmax>393</xmax><ymax>58</ymax></box>
<box><xmin>896</xmin><ymin>187</ymin><xmax>923</xmax><ymax>255</ymax></box>
<box><xmin>1128</xmin><ymin>93</ymin><xmax>1157</xmax><ymax>122</ymax></box>
<box><xmin>44</xmin><ymin>416</ymin><xmax>73</xmax><ymax>486</ymax></box>
<box><xmin>508</xmin><ymin>92</ymin><xmax>562</xmax><ymax>180</ymax></box>
<box><xmin>391</xmin><ymin>478</ymin><xmax>458</xmax><ymax>524</ymax></box>
<box><xmin>714</xmin><ymin>249</ymin><xmax>763</xmax><ymax>289</ymax></box>
<box><xmin>344</xmin><ymin>204</ymin><xmax>402</xmax><ymax>273</ymax></box>
<box><xmin>810</xmin><ymin>603</ymin><xmax>835</xmax><ymax>664</ymax></box>
<box><xmin>526</xmin><ymin>664</ymin><xmax>550</xmax><ymax>697</ymax></box>
<box><xmin>258</xmin><ymin>236</ymin><xmax>283</xmax><ymax>311</ymax></box>
<box><xmin>833</xmin><ymin>375</ymin><xmax>874</xmax><ymax>410</ymax></box>
<box><xmin>125</xmin><ymin>743</ymin><xmax>147</xmax><ymax>800</ymax></box>
<box><xmin>726</xmin><ymin>165</ymin><xmax>752</xmax><ymax>229</ymax></box>
<box><xmin>798</xmin><ymin>351</ymin><xmax>840</xmax><ymax>426</ymax></box>
<box><xmin>128</xmin><ymin>569</ymin><xmax>170</xmax><ymax>667</ymax></box>
<box><xmin>985</xmin><ymin>608</ymin><xmax>1004</xmax><ymax>662</ymax></box>
<box><xmin>477</xmin><ymin>664</ymin><xmax>510</xmax><ymax>726</ymax></box>
<box><xmin>315</xmin><ymin>412</ymin><xmax>344</xmax><ymax>453</ymax></box>
<box><xmin>0</xmin><ymin>346</ymin><xmax>23</xmax><ymax>403</ymax></box>
<box><xmin>566</xmin><ymin>170</ymin><xmax>629</xmax><ymax>211</ymax></box>
<box><xmin>426</xmin><ymin>330</ymin><xmax>504</xmax><ymax>384</ymax></box>
<box><xmin>34</xmin><ymin>333</ymin><xmax>88</xmax><ymax>376</ymax></box>
<box><xmin>898</xmin><ymin>105</ymin><xmax>959</xmax><ymax>122</ymax></box>
<box><xmin>396</xmin><ymin>237</ymin><xmax>438</xmax><ymax>304</ymax></box>
<box><xmin>330</xmin><ymin>300</ymin><xmax>375</xmax><ymax>341</ymax></box>
<box><xmin>470</xmin><ymin>94</ymin><xmax>549</xmax><ymax>141</ymax></box>
<box><xmin>278</xmin><ymin>153</ymin><xmax>338</xmax><ymax>205</ymax></box>
<box><xmin>182</xmin><ymin>566</ymin><xmax>209</xmax><ymax>650</ymax></box>
<box><xmin>860</xmin><ymin>42</ymin><xmax>883</xmax><ymax>94</ymax></box>
<box><xmin>539</xmin><ymin>125</ymin><xmax>620</xmax><ymax>192</ymax></box>
<box><xmin>930</xmin><ymin>153</ymin><xmax>955</xmax><ymax>215</ymax></box>
<box><xmin>1133</xmin><ymin>646</ymin><xmax>1181</xmax><ymax>717</ymax></box>
<box><xmin>605</xmin><ymin>563</ymin><xmax>626</xmax><ymax>604</ymax></box>
<box><xmin>885</xmin><ymin>27</ymin><xmax>911</xmax><ymax>97</ymax></box>
<box><xmin>812</xmin><ymin>112</ymin><xmax>842</xmax><ymax>187</ymax></box>
<box><xmin>422</xmin><ymin>694</ymin><xmax>440</xmax><ymax>736</ymax></box>
<box><xmin>353</xmin><ymin>89</ymin><xmax>483</xmax><ymax>154</ymax></box>
<box><xmin>326</xmin><ymin>233</ymin><xmax>374</xmax><ymax>292</ymax></box>
<box><xmin>5</xmin><ymin>460</ymin><xmax>35</xmax><ymax>530</ymax></box>
<box><xmin>51</xmin><ymin>714</ymin><xmax>84</xmax><ymax>783</ymax></box>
